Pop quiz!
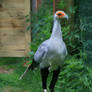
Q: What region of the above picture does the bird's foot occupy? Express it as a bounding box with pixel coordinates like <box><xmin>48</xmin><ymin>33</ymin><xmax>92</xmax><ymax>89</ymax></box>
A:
<box><xmin>49</xmin><ymin>88</ymin><xmax>54</xmax><ymax>92</ymax></box>
<box><xmin>43</xmin><ymin>89</ymin><xmax>47</xmax><ymax>92</ymax></box>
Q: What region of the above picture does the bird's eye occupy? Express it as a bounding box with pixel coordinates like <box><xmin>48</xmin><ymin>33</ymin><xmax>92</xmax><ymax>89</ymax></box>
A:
<box><xmin>58</xmin><ymin>13</ymin><xmax>62</xmax><ymax>16</ymax></box>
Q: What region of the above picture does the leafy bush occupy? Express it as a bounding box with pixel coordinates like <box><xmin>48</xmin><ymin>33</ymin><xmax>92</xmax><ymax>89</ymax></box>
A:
<box><xmin>25</xmin><ymin>0</ymin><xmax>53</xmax><ymax>62</ymax></box>
<box><xmin>56</xmin><ymin>58</ymin><xmax>92</xmax><ymax>92</ymax></box>
<box><xmin>25</xmin><ymin>1</ymin><xmax>92</xmax><ymax>92</ymax></box>
<box><xmin>26</xmin><ymin>0</ymin><xmax>83</xmax><ymax>58</ymax></box>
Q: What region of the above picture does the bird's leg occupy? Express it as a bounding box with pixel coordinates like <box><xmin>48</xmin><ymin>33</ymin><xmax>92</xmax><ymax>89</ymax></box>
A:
<box><xmin>40</xmin><ymin>67</ymin><xmax>49</xmax><ymax>92</ymax></box>
<box><xmin>49</xmin><ymin>68</ymin><xmax>60</xmax><ymax>92</ymax></box>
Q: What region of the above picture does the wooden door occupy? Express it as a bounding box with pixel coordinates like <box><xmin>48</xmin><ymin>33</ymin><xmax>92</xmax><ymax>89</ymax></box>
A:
<box><xmin>0</xmin><ymin>0</ymin><xmax>31</xmax><ymax>57</ymax></box>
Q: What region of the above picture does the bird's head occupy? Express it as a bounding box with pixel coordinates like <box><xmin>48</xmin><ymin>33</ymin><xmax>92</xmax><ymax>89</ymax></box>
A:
<box><xmin>54</xmin><ymin>10</ymin><xmax>68</xmax><ymax>20</ymax></box>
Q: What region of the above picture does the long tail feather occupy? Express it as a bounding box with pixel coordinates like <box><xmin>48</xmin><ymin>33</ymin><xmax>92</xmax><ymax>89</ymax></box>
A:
<box><xmin>19</xmin><ymin>59</ymin><xmax>39</xmax><ymax>80</ymax></box>
<box><xmin>19</xmin><ymin>64</ymin><xmax>31</xmax><ymax>80</ymax></box>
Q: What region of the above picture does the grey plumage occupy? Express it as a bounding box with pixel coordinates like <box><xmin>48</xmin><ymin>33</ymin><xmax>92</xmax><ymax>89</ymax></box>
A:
<box><xmin>19</xmin><ymin>10</ymin><xmax>68</xmax><ymax>83</ymax></box>
<box><xmin>34</xmin><ymin>10</ymin><xmax>68</xmax><ymax>71</ymax></box>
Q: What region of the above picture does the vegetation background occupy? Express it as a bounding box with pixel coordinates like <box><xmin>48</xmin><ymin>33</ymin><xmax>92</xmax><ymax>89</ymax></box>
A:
<box><xmin>0</xmin><ymin>0</ymin><xmax>92</xmax><ymax>92</ymax></box>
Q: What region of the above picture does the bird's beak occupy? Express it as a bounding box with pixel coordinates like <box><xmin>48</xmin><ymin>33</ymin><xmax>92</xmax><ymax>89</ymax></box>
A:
<box><xmin>63</xmin><ymin>15</ymin><xmax>68</xmax><ymax>20</ymax></box>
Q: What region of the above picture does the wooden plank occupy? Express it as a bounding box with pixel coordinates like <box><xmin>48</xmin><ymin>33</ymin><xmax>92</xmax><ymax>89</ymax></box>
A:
<box><xmin>0</xmin><ymin>19</ymin><xmax>25</xmax><ymax>28</ymax></box>
<box><xmin>0</xmin><ymin>0</ymin><xmax>25</xmax><ymax>9</ymax></box>
<box><xmin>0</xmin><ymin>9</ymin><xmax>24</xmax><ymax>19</ymax></box>
<box><xmin>0</xmin><ymin>29</ymin><xmax>25</xmax><ymax>50</ymax></box>
<box><xmin>0</xmin><ymin>45</ymin><xmax>25</xmax><ymax>50</ymax></box>
<box><xmin>0</xmin><ymin>28</ymin><xmax>25</xmax><ymax>38</ymax></box>
<box><xmin>0</xmin><ymin>0</ymin><xmax>31</xmax><ymax>57</ymax></box>
<box><xmin>24</xmin><ymin>0</ymin><xmax>31</xmax><ymax>55</ymax></box>
<box><xmin>0</xmin><ymin>50</ymin><xmax>25</xmax><ymax>57</ymax></box>
<box><xmin>0</xmin><ymin>28</ymin><xmax>25</xmax><ymax>31</ymax></box>
<box><xmin>0</xmin><ymin>0</ymin><xmax>24</xmax><ymax>3</ymax></box>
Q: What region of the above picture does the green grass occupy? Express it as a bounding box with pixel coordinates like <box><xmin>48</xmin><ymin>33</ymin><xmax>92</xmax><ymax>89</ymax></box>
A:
<box><xmin>0</xmin><ymin>58</ymin><xmax>42</xmax><ymax>92</ymax></box>
<box><xmin>0</xmin><ymin>58</ymin><xmax>56</xmax><ymax>92</ymax></box>
<box><xmin>0</xmin><ymin>57</ymin><xmax>92</xmax><ymax>92</ymax></box>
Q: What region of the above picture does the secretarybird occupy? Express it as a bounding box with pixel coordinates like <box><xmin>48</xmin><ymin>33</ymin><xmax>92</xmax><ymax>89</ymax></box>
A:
<box><xmin>20</xmin><ymin>10</ymin><xmax>68</xmax><ymax>92</ymax></box>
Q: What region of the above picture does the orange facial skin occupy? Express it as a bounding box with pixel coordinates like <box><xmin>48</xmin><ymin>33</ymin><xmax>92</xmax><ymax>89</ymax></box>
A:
<box><xmin>56</xmin><ymin>11</ymin><xmax>65</xmax><ymax>18</ymax></box>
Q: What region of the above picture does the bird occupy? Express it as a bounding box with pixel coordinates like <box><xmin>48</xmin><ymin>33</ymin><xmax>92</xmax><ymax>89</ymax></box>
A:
<box><xmin>19</xmin><ymin>10</ymin><xmax>68</xmax><ymax>92</ymax></box>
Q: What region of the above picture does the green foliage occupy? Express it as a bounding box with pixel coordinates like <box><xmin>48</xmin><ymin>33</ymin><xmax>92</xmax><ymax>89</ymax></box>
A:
<box><xmin>26</xmin><ymin>0</ymin><xmax>83</xmax><ymax>58</ymax></box>
<box><xmin>30</xmin><ymin>0</ymin><xmax>53</xmax><ymax>52</ymax></box>
<box><xmin>0</xmin><ymin>58</ymin><xmax>42</xmax><ymax>92</ymax></box>
<box><xmin>56</xmin><ymin>57</ymin><xmax>92</xmax><ymax>92</ymax></box>
<box><xmin>0</xmin><ymin>58</ymin><xmax>54</xmax><ymax>92</ymax></box>
<box><xmin>62</xmin><ymin>25</ymin><xmax>83</xmax><ymax>56</ymax></box>
<box><xmin>26</xmin><ymin>1</ymin><xmax>54</xmax><ymax>56</ymax></box>
<box><xmin>25</xmin><ymin>0</ymin><xmax>92</xmax><ymax>92</ymax></box>
<box><xmin>57</xmin><ymin>0</ymin><xmax>66</xmax><ymax>9</ymax></box>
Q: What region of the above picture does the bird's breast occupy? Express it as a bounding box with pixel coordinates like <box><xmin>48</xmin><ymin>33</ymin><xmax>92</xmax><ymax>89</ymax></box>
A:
<box><xmin>40</xmin><ymin>40</ymin><xmax>67</xmax><ymax>71</ymax></box>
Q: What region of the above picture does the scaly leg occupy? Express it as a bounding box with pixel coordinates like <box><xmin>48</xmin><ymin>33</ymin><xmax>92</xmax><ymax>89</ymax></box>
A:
<box><xmin>40</xmin><ymin>67</ymin><xmax>49</xmax><ymax>92</ymax></box>
<box><xmin>49</xmin><ymin>68</ymin><xmax>60</xmax><ymax>92</ymax></box>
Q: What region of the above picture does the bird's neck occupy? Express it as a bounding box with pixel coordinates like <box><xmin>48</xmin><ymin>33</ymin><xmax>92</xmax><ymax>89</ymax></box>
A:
<box><xmin>51</xmin><ymin>19</ymin><xmax>62</xmax><ymax>39</ymax></box>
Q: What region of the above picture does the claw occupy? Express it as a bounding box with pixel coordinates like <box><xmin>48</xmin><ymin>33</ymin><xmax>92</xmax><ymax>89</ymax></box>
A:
<box><xmin>44</xmin><ymin>89</ymin><xmax>47</xmax><ymax>92</ymax></box>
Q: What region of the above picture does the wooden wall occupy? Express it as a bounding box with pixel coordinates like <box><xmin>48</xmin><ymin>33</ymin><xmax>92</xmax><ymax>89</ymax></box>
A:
<box><xmin>0</xmin><ymin>0</ymin><xmax>31</xmax><ymax>57</ymax></box>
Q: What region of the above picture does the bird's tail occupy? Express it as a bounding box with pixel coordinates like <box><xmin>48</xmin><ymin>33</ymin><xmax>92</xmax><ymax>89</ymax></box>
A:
<box><xmin>30</xmin><ymin>59</ymin><xmax>39</xmax><ymax>70</ymax></box>
<box><xmin>19</xmin><ymin>59</ymin><xmax>38</xmax><ymax>80</ymax></box>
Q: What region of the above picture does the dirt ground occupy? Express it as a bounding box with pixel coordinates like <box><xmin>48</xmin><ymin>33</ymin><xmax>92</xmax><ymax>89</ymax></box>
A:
<box><xmin>0</xmin><ymin>67</ymin><xmax>13</xmax><ymax>74</ymax></box>
<box><xmin>3</xmin><ymin>86</ymin><xmax>26</xmax><ymax>92</ymax></box>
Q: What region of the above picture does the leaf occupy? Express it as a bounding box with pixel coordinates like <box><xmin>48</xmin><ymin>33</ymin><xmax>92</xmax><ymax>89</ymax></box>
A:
<box><xmin>28</xmin><ymin>51</ymin><xmax>34</xmax><ymax>55</ymax></box>
<box><xmin>25</xmin><ymin>15</ymin><xmax>29</xmax><ymax>18</ymax></box>
<box><xmin>26</xmin><ymin>19</ymin><xmax>30</xmax><ymax>22</ymax></box>
<box><xmin>27</xmin><ymin>26</ymin><xmax>31</xmax><ymax>31</ymax></box>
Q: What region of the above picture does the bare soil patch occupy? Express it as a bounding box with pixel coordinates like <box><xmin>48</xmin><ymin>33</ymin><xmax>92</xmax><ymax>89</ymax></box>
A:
<box><xmin>3</xmin><ymin>86</ymin><xmax>28</xmax><ymax>92</ymax></box>
<box><xmin>0</xmin><ymin>67</ymin><xmax>13</xmax><ymax>74</ymax></box>
<box><xmin>3</xmin><ymin>86</ymin><xmax>20</xmax><ymax>92</ymax></box>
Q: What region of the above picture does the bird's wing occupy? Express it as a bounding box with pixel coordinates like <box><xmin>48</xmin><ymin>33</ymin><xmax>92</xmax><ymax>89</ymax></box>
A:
<box><xmin>34</xmin><ymin>41</ymin><xmax>48</xmax><ymax>63</ymax></box>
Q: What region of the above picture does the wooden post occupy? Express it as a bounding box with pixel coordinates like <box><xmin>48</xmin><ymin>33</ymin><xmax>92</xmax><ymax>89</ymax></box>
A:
<box><xmin>53</xmin><ymin>0</ymin><xmax>56</xmax><ymax>15</ymax></box>
<box><xmin>24</xmin><ymin>0</ymin><xmax>31</xmax><ymax>55</ymax></box>
<box><xmin>0</xmin><ymin>0</ymin><xmax>31</xmax><ymax>57</ymax></box>
<box><xmin>36</xmin><ymin>0</ymin><xmax>41</xmax><ymax>9</ymax></box>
